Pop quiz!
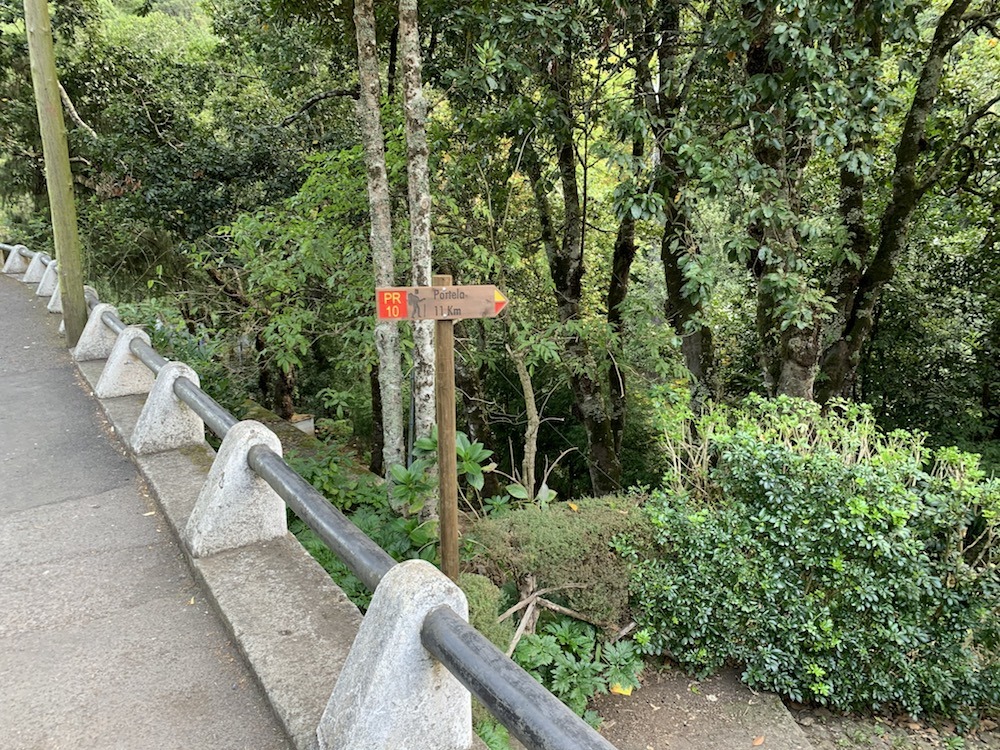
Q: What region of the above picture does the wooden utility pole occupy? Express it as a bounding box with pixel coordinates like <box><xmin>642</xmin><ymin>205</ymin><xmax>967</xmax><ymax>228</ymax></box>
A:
<box><xmin>23</xmin><ymin>0</ymin><xmax>87</xmax><ymax>346</ymax></box>
<box><xmin>433</xmin><ymin>274</ymin><xmax>459</xmax><ymax>581</ymax></box>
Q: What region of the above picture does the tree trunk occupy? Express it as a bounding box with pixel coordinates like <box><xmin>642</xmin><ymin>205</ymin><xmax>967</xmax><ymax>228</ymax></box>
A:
<box><xmin>510</xmin><ymin>346</ymin><xmax>539</xmax><ymax>500</ymax></box>
<box><xmin>659</xmin><ymin>171</ymin><xmax>714</xmax><ymax>392</ymax></box>
<box><xmin>743</xmin><ymin>0</ymin><xmax>820</xmax><ymax>399</ymax></box>
<box><xmin>649</xmin><ymin>0</ymin><xmax>715</xmax><ymax>395</ymax></box>
<box><xmin>524</xmin><ymin>117</ymin><xmax>621</xmax><ymax>496</ymax></box>
<box><xmin>606</xmin><ymin>18</ymin><xmax>653</xmax><ymax>453</ymax></box>
<box><xmin>816</xmin><ymin>148</ymin><xmax>873</xmax><ymax>402</ymax></box>
<box><xmin>354</xmin><ymin>0</ymin><xmax>405</xmax><ymax>473</ymax></box>
<box><xmin>369</xmin><ymin>363</ymin><xmax>384</xmax><ymax>475</ymax></box>
<box><xmin>274</xmin><ymin>366</ymin><xmax>296</xmax><ymax>420</ymax></box>
<box><xmin>817</xmin><ymin>0</ymin><xmax>975</xmax><ymax>400</ymax></box>
<box><xmin>399</xmin><ymin>0</ymin><xmax>436</xmax><ymax>472</ymax></box>
<box><xmin>607</xmin><ymin>211</ymin><xmax>635</xmax><ymax>457</ymax></box>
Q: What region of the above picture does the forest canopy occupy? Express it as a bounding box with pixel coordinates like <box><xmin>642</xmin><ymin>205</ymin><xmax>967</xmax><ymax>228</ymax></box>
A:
<box><xmin>1</xmin><ymin>0</ymin><xmax>998</xmax><ymax>494</ymax></box>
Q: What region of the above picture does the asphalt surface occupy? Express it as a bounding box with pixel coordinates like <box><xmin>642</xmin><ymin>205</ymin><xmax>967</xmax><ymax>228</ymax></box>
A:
<box><xmin>0</xmin><ymin>276</ymin><xmax>291</xmax><ymax>750</ymax></box>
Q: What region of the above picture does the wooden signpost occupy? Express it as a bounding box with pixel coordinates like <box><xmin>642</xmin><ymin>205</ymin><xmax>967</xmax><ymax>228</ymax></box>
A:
<box><xmin>376</xmin><ymin>284</ymin><xmax>508</xmax><ymax>321</ymax></box>
<box><xmin>376</xmin><ymin>277</ymin><xmax>508</xmax><ymax>581</ymax></box>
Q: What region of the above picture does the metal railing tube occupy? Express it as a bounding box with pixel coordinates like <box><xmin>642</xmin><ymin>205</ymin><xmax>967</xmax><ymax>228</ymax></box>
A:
<box><xmin>247</xmin><ymin>444</ymin><xmax>395</xmax><ymax>592</ymax></box>
<box><xmin>40</xmin><ymin>255</ymin><xmax>52</xmax><ymax>266</ymax></box>
<box><xmin>421</xmin><ymin>605</ymin><xmax>618</xmax><ymax>750</ymax></box>
<box><xmin>173</xmin><ymin>377</ymin><xmax>239</xmax><ymax>439</ymax></box>
<box><xmin>130</xmin><ymin>339</ymin><xmax>168</xmax><ymax>376</ymax></box>
<box><xmin>101</xmin><ymin>309</ymin><xmax>125</xmax><ymax>334</ymax></box>
<box><xmin>17</xmin><ymin>246</ymin><xmax>32</xmax><ymax>258</ymax></box>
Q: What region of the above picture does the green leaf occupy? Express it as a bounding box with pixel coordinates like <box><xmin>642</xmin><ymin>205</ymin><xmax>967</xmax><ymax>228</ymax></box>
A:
<box><xmin>507</xmin><ymin>483</ymin><xmax>530</xmax><ymax>499</ymax></box>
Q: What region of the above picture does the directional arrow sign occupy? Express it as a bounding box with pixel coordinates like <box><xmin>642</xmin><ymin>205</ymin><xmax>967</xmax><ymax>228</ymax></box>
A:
<box><xmin>376</xmin><ymin>285</ymin><xmax>508</xmax><ymax>321</ymax></box>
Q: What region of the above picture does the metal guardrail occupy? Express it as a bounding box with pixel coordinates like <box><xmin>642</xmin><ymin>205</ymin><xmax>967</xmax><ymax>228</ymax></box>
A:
<box><xmin>12</xmin><ymin>244</ymin><xmax>618</xmax><ymax>750</ymax></box>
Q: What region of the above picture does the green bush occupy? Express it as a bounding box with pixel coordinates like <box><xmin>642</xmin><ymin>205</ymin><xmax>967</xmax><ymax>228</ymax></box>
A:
<box><xmin>468</xmin><ymin>496</ymin><xmax>650</xmax><ymax>628</ymax></box>
<box><xmin>626</xmin><ymin>396</ymin><xmax>1000</xmax><ymax>722</ymax></box>
<box><xmin>286</xmin><ymin>446</ymin><xmax>439</xmax><ymax>610</ymax></box>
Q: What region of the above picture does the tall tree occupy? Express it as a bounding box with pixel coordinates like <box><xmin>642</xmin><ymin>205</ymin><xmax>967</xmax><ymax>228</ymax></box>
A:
<box><xmin>355</xmin><ymin>0</ymin><xmax>405</xmax><ymax>474</ymax></box>
<box><xmin>710</xmin><ymin>0</ymin><xmax>999</xmax><ymax>400</ymax></box>
<box><xmin>817</xmin><ymin>0</ymin><xmax>1000</xmax><ymax>400</ymax></box>
<box><xmin>399</xmin><ymin>0</ymin><xmax>436</xmax><ymax>475</ymax></box>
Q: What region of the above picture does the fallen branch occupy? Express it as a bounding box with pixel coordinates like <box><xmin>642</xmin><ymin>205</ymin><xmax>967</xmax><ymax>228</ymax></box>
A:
<box><xmin>497</xmin><ymin>583</ymin><xmax>587</xmax><ymax>624</ymax></box>
<box><xmin>612</xmin><ymin>621</ymin><xmax>637</xmax><ymax>643</ymax></box>
<box><xmin>536</xmin><ymin>597</ymin><xmax>609</xmax><ymax>629</ymax></box>
<box><xmin>505</xmin><ymin>599</ymin><xmax>537</xmax><ymax>657</ymax></box>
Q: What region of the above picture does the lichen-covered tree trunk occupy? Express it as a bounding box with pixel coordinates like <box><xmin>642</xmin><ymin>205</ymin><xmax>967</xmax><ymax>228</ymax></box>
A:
<box><xmin>24</xmin><ymin>0</ymin><xmax>87</xmax><ymax>346</ymax></box>
<box><xmin>354</xmin><ymin>0</ymin><xmax>404</xmax><ymax>473</ymax></box>
<box><xmin>399</xmin><ymin>0</ymin><xmax>436</xmax><ymax>476</ymax></box>
<box><xmin>818</xmin><ymin>0</ymin><xmax>978</xmax><ymax>401</ymax></box>
<box><xmin>744</xmin><ymin>0</ymin><xmax>819</xmax><ymax>399</ymax></box>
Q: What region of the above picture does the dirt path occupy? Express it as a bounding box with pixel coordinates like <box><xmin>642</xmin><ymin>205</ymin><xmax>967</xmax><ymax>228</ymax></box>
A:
<box><xmin>594</xmin><ymin>668</ymin><xmax>811</xmax><ymax>750</ymax></box>
<box><xmin>593</xmin><ymin>667</ymin><xmax>998</xmax><ymax>750</ymax></box>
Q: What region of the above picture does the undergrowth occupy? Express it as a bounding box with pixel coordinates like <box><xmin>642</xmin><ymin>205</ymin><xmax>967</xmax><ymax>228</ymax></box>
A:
<box><xmin>624</xmin><ymin>394</ymin><xmax>1000</xmax><ymax>724</ymax></box>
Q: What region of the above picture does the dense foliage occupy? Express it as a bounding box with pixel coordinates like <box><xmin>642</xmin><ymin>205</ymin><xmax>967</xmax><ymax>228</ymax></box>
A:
<box><xmin>625</xmin><ymin>397</ymin><xmax>1000</xmax><ymax>720</ymax></box>
<box><xmin>3</xmin><ymin>0</ymin><xmax>998</xmax><ymax>492</ymax></box>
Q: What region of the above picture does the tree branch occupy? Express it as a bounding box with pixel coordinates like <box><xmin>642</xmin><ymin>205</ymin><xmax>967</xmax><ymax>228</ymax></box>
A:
<box><xmin>58</xmin><ymin>82</ymin><xmax>97</xmax><ymax>141</ymax></box>
<box><xmin>918</xmin><ymin>92</ymin><xmax>1000</xmax><ymax>193</ymax></box>
<box><xmin>280</xmin><ymin>87</ymin><xmax>359</xmax><ymax>127</ymax></box>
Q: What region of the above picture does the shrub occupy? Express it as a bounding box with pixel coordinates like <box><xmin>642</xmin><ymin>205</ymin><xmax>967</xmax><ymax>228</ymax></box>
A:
<box><xmin>626</xmin><ymin>397</ymin><xmax>1000</xmax><ymax>722</ymax></box>
<box><xmin>468</xmin><ymin>496</ymin><xmax>651</xmax><ymax>628</ymax></box>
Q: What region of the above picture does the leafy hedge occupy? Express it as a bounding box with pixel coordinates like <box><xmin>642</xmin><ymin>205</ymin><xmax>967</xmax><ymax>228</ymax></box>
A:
<box><xmin>625</xmin><ymin>396</ymin><xmax>1000</xmax><ymax>722</ymax></box>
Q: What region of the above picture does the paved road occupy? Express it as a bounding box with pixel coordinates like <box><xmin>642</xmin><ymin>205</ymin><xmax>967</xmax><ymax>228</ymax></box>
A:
<box><xmin>0</xmin><ymin>276</ymin><xmax>291</xmax><ymax>750</ymax></box>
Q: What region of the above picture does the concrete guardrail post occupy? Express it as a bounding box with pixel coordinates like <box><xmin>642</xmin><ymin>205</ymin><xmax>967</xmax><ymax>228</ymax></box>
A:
<box><xmin>317</xmin><ymin>559</ymin><xmax>473</xmax><ymax>750</ymax></box>
<box><xmin>74</xmin><ymin>303</ymin><xmax>120</xmax><ymax>360</ymax></box>
<box><xmin>47</xmin><ymin>280</ymin><xmax>63</xmax><ymax>313</ymax></box>
<box><xmin>3</xmin><ymin>245</ymin><xmax>30</xmax><ymax>274</ymax></box>
<box><xmin>36</xmin><ymin>261</ymin><xmax>58</xmax><ymax>297</ymax></box>
<box><xmin>94</xmin><ymin>326</ymin><xmax>155</xmax><ymax>398</ymax></box>
<box><xmin>22</xmin><ymin>252</ymin><xmax>47</xmax><ymax>283</ymax></box>
<box><xmin>184</xmin><ymin>420</ymin><xmax>287</xmax><ymax>558</ymax></box>
<box><xmin>62</xmin><ymin>288</ymin><xmax>100</xmax><ymax>337</ymax></box>
<box><xmin>131</xmin><ymin>362</ymin><xmax>205</xmax><ymax>455</ymax></box>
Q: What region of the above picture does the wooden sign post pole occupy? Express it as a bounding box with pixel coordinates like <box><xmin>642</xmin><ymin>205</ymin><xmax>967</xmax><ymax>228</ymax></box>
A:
<box><xmin>377</xmin><ymin>277</ymin><xmax>508</xmax><ymax>581</ymax></box>
<box><xmin>433</xmin><ymin>274</ymin><xmax>459</xmax><ymax>581</ymax></box>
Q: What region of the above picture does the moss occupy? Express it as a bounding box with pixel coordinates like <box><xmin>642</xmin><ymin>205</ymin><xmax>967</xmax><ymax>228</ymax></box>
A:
<box><xmin>458</xmin><ymin>573</ymin><xmax>518</xmax><ymax>734</ymax></box>
<box><xmin>465</xmin><ymin>496</ymin><xmax>651</xmax><ymax>629</ymax></box>
<box><xmin>178</xmin><ymin>442</ymin><xmax>217</xmax><ymax>472</ymax></box>
<box><xmin>459</xmin><ymin>572</ymin><xmax>516</xmax><ymax>651</ymax></box>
